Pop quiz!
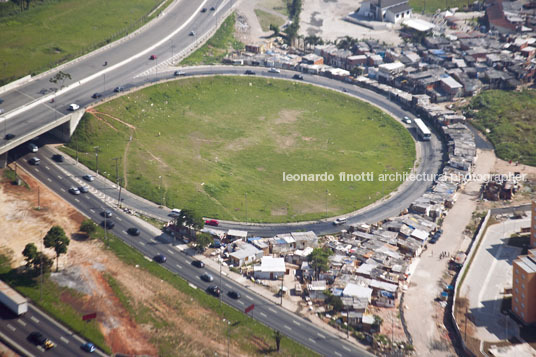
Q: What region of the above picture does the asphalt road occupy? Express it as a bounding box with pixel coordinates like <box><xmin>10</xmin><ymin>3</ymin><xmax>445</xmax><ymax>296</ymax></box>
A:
<box><xmin>15</xmin><ymin>146</ymin><xmax>374</xmax><ymax>357</ymax></box>
<box><xmin>19</xmin><ymin>65</ymin><xmax>443</xmax><ymax>237</ymax></box>
<box><xmin>0</xmin><ymin>303</ymin><xmax>107</xmax><ymax>357</ymax></box>
<box><xmin>0</xmin><ymin>0</ymin><xmax>233</xmax><ymax>152</ymax></box>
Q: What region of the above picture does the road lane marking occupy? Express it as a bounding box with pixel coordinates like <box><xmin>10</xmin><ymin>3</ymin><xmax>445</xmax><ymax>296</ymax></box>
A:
<box><xmin>292</xmin><ymin>320</ymin><xmax>300</xmax><ymax>326</ymax></box>
<box><xmin>60</xmin><ymin>336</ymin><xmax>69</xmax><ymax>344</ymax></box>
<box><xmin>260</xmin><ymin>312</ymin><xmax>267</xmax><ymax>318</ymax></box>
<box><xmin>37</xmin><ymin>346</ymin><xmax>45</xmax><ymax>352</ymax></box>
<box><xmin>243</xmin><ymin>295</ymin><xmax>251</xmax><ymax>300</ymax></box>
<box><xmin>335</xmin><ymin>352</ymin><xmax>342</xmax><ymax>357</ymax></box>
<box><xmin>284</xmin><ymin>325</ymin><xmax>291</xmax><ymax>330</ymax></box>
<box><xmin>57</xmin><ymin>175</ymin><xmax>62</xmax><ymax>179</ymax></box>
<box><xmin>176</xmin><ymin>264</ymin><xmax>182</xmax><ymax>269</ymax></box>
<box><xmin>30</xmin><ymin>316</ymin><xmax>39</xmax><ymax>323</ymax></box>
<box><xmin>308</xmin><ymin>338</ymin><xmax>316</xmax><ymax>344</ymax></box>
<box><xmin>34</xmin><ymin>168</ymin><xmax>39</xmax><ymax>172</ymax></box>
<box><xmin>6</xmin><ymin>324</ymin><xmax>15</xmax><ymax>331</ymax></box>
<box><xmin>17</xmin><ymin>320</ymin><xmax>26</xmax><ymax>327</ymax></box>
<box><xmin>85</xmin><ymin>195</ymin><xmax>90</xmax><ymax>200</ymax></box>
<box><xmin>343</xmin><ymin>346</ymin><xmax>351</xmax><ymax>352</ymax></box>
<box><xmin>167</xmin><ymin>249</ymin><xmax>174</xmax><ymax>255</ymax></box>
<box><xmin>268</xmin><ymin>307</ymin><xmax>277</xmax><ymax>314</ymax></box>
<box><xmin>317</xmin><ymin>332</ymin><xmax>325</xmax><ymax>338</ymax></box>
<box><xmin>89</xmin><ymin>209</ymin><xmax>95</xmax><ymax>213</ymax></box>
<box><xmin>45</xmin><ymin>166</ymin><xmax>50</xmax><ymax>170</ymax></box>
<box><xmin>237</xmin><ymin>300</ymin><xmax>244</xmax><ymax>305</ymax></box>
<box><xmin>60</xmin><ymin>188</ymin><xmax>65</xmax><ymax>192</ymax></box>
<box><xmin>116</xmin><ymin>217</ymin><xmax>122</xmax><ymax>221</ymax></box>
<box><xmin>74</xmin><ymin>198</ymin><xmax>80</xmax><ymax>203</ymax></box>
<box><xmin>46</xmin><ymin>177</ymin><xmax>52</xmax><ymax>182</ymax></box>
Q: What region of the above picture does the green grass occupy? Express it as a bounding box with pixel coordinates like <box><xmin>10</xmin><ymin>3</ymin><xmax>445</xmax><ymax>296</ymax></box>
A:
<box><xmin>409</xmin><ymin>0</ymin><xmax>471</xmax><ymax>13</ymax></box>
<box><xmin>92</xmin><ymin>230</ymin><xmax>318</xmax><ymax>356</ymax></box>
<box><xmin>255</xmin><ymin>9</ymin><xmax>286</xmax><ymax>32</ymax></box>
<box><xmin>63</xmin><ymin>76</ymin><xmax>415</xmax><ymax>223</ymax></box>
<box><xmin>0</xmin><ymin>0</ymin><xmax>169</xmax><ymax>85</ymax></box>
<box><xmin>468</xmin><ymin>90</ymin><xmax>536</xmax><ymax>166</ymax></box>
<box><xmin>259</xmin><ymin>0</ymin><xmax>289</xmax><ymax>16</ymax></box>
<box><xmin>0</xmin><ymin>255</ymin><xmax>111</xmax><ymax>354</ymax></box>
<box><xmin>180</xmin><ymin>12</ymin><xmax>243</xmax><ymax>66</ymax></box>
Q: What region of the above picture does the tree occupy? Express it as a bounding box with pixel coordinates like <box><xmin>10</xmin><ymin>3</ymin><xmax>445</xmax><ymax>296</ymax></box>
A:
<box><xmin>22</xmin><ymin>243</ymin><xmax>37</xmax><ymax>268</ymax></box>
<box><xmin>43</xmin><ymin>226</ymin><xmax>70</xmax><ymax>272</ymax></box>
<box><xmin>325</xmin><ymin>294</ymin><xmax>343</xmax><ymax>313</ymax></box>
<box><xmin>274</xmin><ymin>330</ymin><xmax>282</xmax><ymax>352</ymax></box>
<box><xmin>49</xmin><ymin>71</ymin><xmax>72</xmax><ymax>90</ymax></box>
<box><xmin>269</xmin><ymin>24</ymin><xmax>280</xmax><ymax>36</ymax></box>
<box><xmin>80</xmin><ymin>219</ymin><xmax>97</xmax><ymax>237</ymax></box>
<box><xmin>336</xmin><ymin>36</ymin><xmax>357</xmax><ymax>51</ymax></box>
<box><xmin>196</xmin><ymin>232</ymin><xmax>213</xmax><ymax>252</ymax></box>
<box><xmin>305</xmin><ymin>35</ymin><xmax>323</xmax><ymax>49</ymax></box>
<box><xmin>33</xmin><ymin>252</ymin><xmax>53</xmax><ymax>275</ymax></box>
<box><xmin>307</xmin><ymin>248</ymin><xmax>333</xmax><ymax>280</ymax></box>
<box><xmin>175</xmin><ymin>208</ymin><xmax>205</xmax><ymax>230</ymax></box>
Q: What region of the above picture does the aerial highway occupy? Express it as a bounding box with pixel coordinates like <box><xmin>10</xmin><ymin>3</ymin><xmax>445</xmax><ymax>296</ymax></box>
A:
<box><xmin>14</xmin><ymin>145</ymin><xmax>374</xmax><ymax>357</ymax></box>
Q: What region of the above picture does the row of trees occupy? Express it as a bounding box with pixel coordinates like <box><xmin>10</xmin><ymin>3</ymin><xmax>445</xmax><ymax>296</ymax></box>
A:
<box><xmin>22</xmin><ymin>225</ymin><xmax>70</xmax><ymax>275</ymax></box>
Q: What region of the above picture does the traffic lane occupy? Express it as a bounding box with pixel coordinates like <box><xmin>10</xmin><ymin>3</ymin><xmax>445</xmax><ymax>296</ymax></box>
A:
<box><xmin>20</xmin><ymin>157</ymin><xmax>372</xmax><ymax>357</ymax></box>
<box><xmin>0</xmin><ymin>305</ymin><xmax>92</xmax><ymax>357</ymax></box>
<box><xmin>4</xmin><ymin>0</ymin><xmax>206</xmax><ymax>110</ymax></box>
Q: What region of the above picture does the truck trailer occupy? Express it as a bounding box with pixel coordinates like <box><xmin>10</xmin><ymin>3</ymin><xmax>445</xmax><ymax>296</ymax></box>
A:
<box><xmin>0</xmin><ymin>280</ymin><xmax>28</xmax><ymax>315</ymax></box>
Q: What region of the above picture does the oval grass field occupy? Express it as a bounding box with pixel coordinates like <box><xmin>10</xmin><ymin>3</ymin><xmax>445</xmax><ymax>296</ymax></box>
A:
<box><xmin>65</xmin><ymin>76</ymin><xmax>415</xmax><ymax>223</ymax></box>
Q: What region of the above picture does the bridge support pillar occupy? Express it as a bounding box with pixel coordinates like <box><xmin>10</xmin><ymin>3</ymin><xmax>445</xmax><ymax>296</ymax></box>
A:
<box><xmin>50</xmin><ymin>110</ymin><xmax>85</xmax><ymax>142</ymax></box>
<box><xmin>0</xmin><ymin>152</ymin><xmax>7</xmax><ymax>168</ymax></box>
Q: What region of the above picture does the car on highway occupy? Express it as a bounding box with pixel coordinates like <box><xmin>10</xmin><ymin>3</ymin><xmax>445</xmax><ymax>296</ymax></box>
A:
<box><xmin>91</xmin><ymin>93</ymin><xmax>102</xmax><ymax>99</ymax></box>
<box><xmin>174</xmin><ymin>70</ymin><xmax>186</xmax><ymax>76</ymax></box>
<box><xmin>27</xmin><ymin>143</ymin><xmax>38</xmax><ymax>152</ymax></box>
<box><xmin>201</xmin><ymin>7</ymin><xmax>207</xmax><ymax>12</ymax></box>
<box><xmin>114</xmin><ymin>86</ymin><xmax>124</xmax><ymax>92</ymax></box>
<box><xmin>83</xmin><ymin>174</ymin><xmax>95</xmax><ymax>182</ymax></box>
<box><xmin>78</xmin><ymin>186</ymin><xmax>89</xmax><ymax>193</ymax></box>
<box><xmin>210</xmin><ymin>6</ymin><xmax>216</xmax><ymax>11</ymax></box>
<box><xmin>169</xmin><ymin>208</ymin><xmax>181</xmax><ymax>217</ymax></box>
<box><xmin>205</xmin><ymin>219</ymin><xmax>219</xmax><ymax>227</ymax></box>
<box><xmin>150</xmin><ymin>54</ymin><xmax>157</xmax><ymax>60</ymax></box>
<box><xmin>293</xmin><ymin>74</ymin><xmax>304</xmax><ymax>80</ymax></box>
<box><xmin>28</xmin><ymin>331</ymin><xmax>55</xmax><ymax>350</ymax></box>
<box><xmin>101</xmin><ymin>209</ymin><xmax>112</xmax><ymax>218</ymax></box>
<box><xmin>69</xmin><ymin>186</ymin><xmax>81</xmax><ymax>195</ymax></box>
<box><xmin>207</xmin><ymin>285</ymin><xmax>221</xmax><ymax>297</ymax></box>
<box><xmin>245</xmin><ymin>70</ymin><xmax>255</xmax><ymax>75</ymax></box>
<box><xmin>403</xmin><ymin>116</ymin><xmax>412</xmax><ymax>124</ymax></box>
<box><xmin>228</xmin><ymin>290</ymin><xmax>241</xmax><ymax>299</ymax></box>
<box><xmin>81</xmin><ymin>342</ymin><xmax>96</xmax><ymax>353</ymax></box>
<box><xmin>0</xmin><ymin>98</ymin><xmax>3</xmax><ymax>104</ymax></box>
<box><xmin>192</xmin><ymin>260</ymin><xmax>205</xmax><ymax>268</ymax></box>
<box><xmin>127</xmin><ymin>227</ymin><xmax>141</xmax><ymax>236</ymax></box>
<box><xmin>102</xmin><ymin>220</ymin><xmax>115</xmax><ymax>229</ymax></box>
<box><xmin>201</xmin><ymin>272</ymin><xmax>214</xmax><ymax>282</ymax></box>
<box><xmin>28</xmin><ymin>157</ymin><xmax>41</xmax><ymax>165</ymax></box>
<box><xmin>189</xmin><ymin>31</ymin><xmax>196</xmax><ymax>36</ymax></box>
<box><xmin>68</xmin><ymin>103</ymin><xmax>80</xmax><ymax>111</ymax></box>
<box><xmin>4</xmin><ymin>133</ymin><xmax>15</xmax><ymax>140</ymax></box>
<box><xmin>333</xmin><ymin>218</ymin><xmax>347</xmax><ymax>225</ymax></box>
<box><xmin>154</xmin><ymin>254</ymin><xmax>167</xmax><ymax>263</ymax></box>
<box><xmin>268</xmin><ymin>67</ymin><xmax>280</xmax><ymax>73</ymax></box>
<box><xmin>52</xmin><ymin>154</ymin><xmax>64</xmax><ymax>162</ymax></box>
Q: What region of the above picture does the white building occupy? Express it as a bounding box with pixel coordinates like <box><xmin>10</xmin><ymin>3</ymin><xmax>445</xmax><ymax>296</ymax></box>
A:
<box><xmin>254</xmin><ymin>256</ymin><xmax>286</xmax><ymax>280</ymax></box>
<box><xmin>358</xmin><ymin>0</ymin><xmax>412</xmax><ymax>24</ymax></box>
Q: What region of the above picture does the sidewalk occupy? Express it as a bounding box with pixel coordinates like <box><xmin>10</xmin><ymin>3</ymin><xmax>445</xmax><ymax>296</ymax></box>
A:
<box><xmin>404</xmin><ymin>149</ymin><xmax>496</xmax><ymax>356</ymax></box>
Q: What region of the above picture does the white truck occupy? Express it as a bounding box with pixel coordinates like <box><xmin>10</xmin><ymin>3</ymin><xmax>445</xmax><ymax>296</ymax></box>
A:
<box><xmin>0</xmin><ymin>280</ymin><xmax>28</xmax><ymax>316</ymax></box>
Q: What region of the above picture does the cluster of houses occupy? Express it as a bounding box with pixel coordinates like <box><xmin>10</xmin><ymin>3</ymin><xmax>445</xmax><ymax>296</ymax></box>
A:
<box><xmin>200</xmin><ymin>4</ymin><xmax>536</xmax><ymax>331</ymax></box>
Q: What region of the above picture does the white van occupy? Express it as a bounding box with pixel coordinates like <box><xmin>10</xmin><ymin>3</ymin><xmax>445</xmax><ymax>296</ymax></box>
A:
<box><xmin>169</xmin><ymin>208</ymin><xmax>182</xmax><ymax>217</ymax></box>
<box><xmin>27</xmin><ymin>143</ymin><xmax>38</xmax><ymax>152</ymax></box>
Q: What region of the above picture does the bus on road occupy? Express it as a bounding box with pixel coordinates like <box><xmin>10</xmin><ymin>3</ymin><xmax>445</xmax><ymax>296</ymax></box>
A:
<box><xmin>414</xmin><ymin>118</ymin><xmax>431</xmax><ymax>141</ymax></box>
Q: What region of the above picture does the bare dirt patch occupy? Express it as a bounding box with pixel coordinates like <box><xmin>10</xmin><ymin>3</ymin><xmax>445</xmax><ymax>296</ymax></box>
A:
<box><xmin>274</xmin><ymin>109</ymin><xmax>302</xmax><ymax>125</ymax></box>
<box><xmin>0</xmin><ymin>166</ymin><xmax>237</xmax><ymax>356</ymax></box>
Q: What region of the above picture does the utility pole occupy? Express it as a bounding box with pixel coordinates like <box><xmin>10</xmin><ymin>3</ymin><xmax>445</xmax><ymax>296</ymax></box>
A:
<box><xmin>245</xmin><ymin>192</ymin><xmax>248</xmax><ymax>222</ymax></box>
<box><xmin>280</xmin><ymin>272</ymin><xmax>284</xmax><ymax>306</ymax></box>
<box><xmin>117</xmin><ymin>178</ymin><xmax>123</xmax><ymax>207</ymax></box>
<box><xmin>94</xmin><ymin>146</ymin><xmax>100</xmax><ymax>176</ymax></box>
<box><xmin>112</xmin><ymin>157</ymin><xmax>120</xmax><ymax>186</ymax></box>
<box><xmin>325</xmin><ymin>189</ymin><xmax>329</xmax><ymax>218</ymax></box>
<box><xmin>347</xmin><ymin>308</ymin><xmax>349</xmax><ymax>338</ymax></box>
